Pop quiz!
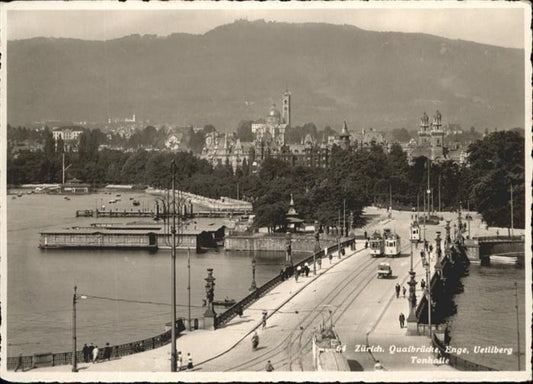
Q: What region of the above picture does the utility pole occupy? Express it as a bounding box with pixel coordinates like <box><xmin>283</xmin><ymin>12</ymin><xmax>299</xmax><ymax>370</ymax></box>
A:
<box><xmin>170</xmin><ymin>161</ymin><xmax>177</xmax><ymax>372</ymax></box>
<box><xmin>188</xmin><ymin>247</ymin><xmax>191</xmax><ymax>331</ymax></box>
<box><xmin>389</xmin><ymin>184</ymin><xmax>392</xmax><ymax>218</ymax></box>
<box><xmin>72</xmin><ymin>286</ymin><xmax>78</xmax><ymax>372</ymax></box>
<box><xmin>514</xmin><ymin>281</ymin><xmax>521</xmax><ymax>371</ymax></box>
<box><xmin>62</xmin><ymin>153</ymin><xmax>72</xmax><ymax>185</ymax></box>
<box><xmin>510</xmin><ymin>184</ymin><xmax>514</xmax><ymax>237</ymax></box>
<box><xmin>438</xmin><ymin>174</ymin><xmax>441</xmax><ymax>213</ymax></box>
<box><xmin>343</xmin><ymin>199</ymin><xmax>346</xmax><ymax>237</ymax></box>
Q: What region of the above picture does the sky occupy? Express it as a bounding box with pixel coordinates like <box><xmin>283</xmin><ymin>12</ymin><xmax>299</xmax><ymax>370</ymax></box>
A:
<box><xmin>4</xmin><ymin>3</ymin><xmax>528</xmax><ymax>49</ymax></box>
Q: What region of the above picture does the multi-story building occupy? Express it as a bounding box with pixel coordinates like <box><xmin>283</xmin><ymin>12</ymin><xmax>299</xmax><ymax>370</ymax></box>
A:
<box><xmin>52</xmin><ymin>126</ymin><xmax>84</xmax><ymax>152</ymax></box>
<box><xmin>200</xmin><ymin>132</ymin><xmax>253</xmax><ymax>172</ymax></box>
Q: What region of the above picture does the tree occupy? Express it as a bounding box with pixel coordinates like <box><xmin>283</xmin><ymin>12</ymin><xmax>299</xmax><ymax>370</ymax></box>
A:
<box><xmin>236</xmin><ymin>120</ymin><xmax>254</xmax><ymax>142</ymax></box>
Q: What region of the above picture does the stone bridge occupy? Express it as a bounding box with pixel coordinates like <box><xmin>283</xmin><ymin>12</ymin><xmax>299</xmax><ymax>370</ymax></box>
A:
<box><xmin>464</xmin><ymin>236</ymin><xmax>525</xmax><ymax>265</ymax></box>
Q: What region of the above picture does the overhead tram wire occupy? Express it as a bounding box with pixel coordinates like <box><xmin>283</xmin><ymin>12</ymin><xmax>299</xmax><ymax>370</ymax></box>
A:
<box><xmin>80</xmin><ymin>294</ymin><xmax>205</xmax><ymax>309</ymax></box>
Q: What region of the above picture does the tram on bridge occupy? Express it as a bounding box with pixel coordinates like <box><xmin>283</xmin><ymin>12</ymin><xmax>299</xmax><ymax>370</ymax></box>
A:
<box><xmin>369</xmin><ymin>231</ymin><xmax>385</xmax><ymax>257</ymax></box>
<box><xmin>383</xmin><ymin>229</ymin><xmax>401</xmax><ymax>257</ymax></box>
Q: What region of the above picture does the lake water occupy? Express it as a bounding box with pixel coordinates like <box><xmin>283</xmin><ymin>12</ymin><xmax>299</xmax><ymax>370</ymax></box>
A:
<box><xmin>6</xmin><ymin>192</ymin><xmax>307</xmax><ymax>356</ymax></box>
<box><xmin>447</xmin><ymin>260</ymin><xmax>526</xmax><ymax>371</ymax></box>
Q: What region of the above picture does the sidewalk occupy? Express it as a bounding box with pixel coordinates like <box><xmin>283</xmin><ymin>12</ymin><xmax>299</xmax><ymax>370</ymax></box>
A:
<box><xmin>31</xmin><ymin>242</ymin><xmax>363</xmax><ymax>372</ymax></box>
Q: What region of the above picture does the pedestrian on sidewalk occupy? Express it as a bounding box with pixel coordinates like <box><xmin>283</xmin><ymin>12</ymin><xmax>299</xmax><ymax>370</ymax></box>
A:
<box><xmin>294</xmin><ymin>267</ymin><xmax>299</xmax><ymax>282</ymax></box>
<box><xmin>421</xmin><ymin>279</ymin><xmax>426</xmax><ymax>290</ymax></box>
<box><xmin>317</xmin><ymin>256</ymin><xmax>322</xmax><ymax>269</ymax></box>
<box><xmin>92</xmin><ymin>345</ymin><xmax>99</xmax><ymax>363</ymax></box>
<box><xmin>402</xmin><ymin>286</ymin><xmax>406</xmax><ymax>298</ymax></box>
<box><xmin>265</xmin><ymin>360</ymin><xmax>274</xmax><ymax>371</ymax></box>
<box><xmin>187</xmin><ymin>353</ymin><xmax>193</xmax><ymax>370</ymax></box>
<box><xmin>177</xmin><ymin>351</ymin><xmax>182</xmax><ymax>371</ymax></box>
<box><xmin>374</xmin><ymin>360</ymin><xmax>384</xmax><ymax>371</ymax></box>
<box><xmin>328</xmin><ymin>252</ymin><xmax>332</xmax><ymax>264</ymax></box>
<box><xmin>395</xmin><ymin>283</ymin><xmax>401</xmax><ymax>298</ymax></box>
<box><xmin>444</xmin><ymin>326</ymin><xmax>452</xmax><ymax>345</ymax></box>
<box><xmin>82</xmin><ymin>343</ymin><xmax>90</xmax><ymax>363</ymax></box>
<box><xmin>365</xmin><ymin>240</ymin><xmax>368</xmax><ymax>249</ymax></box>
<box><xmin>280</xmin><ymin>268</ymin><xmax>285</xmax><ymax>281</ymax></box>
<box><xmin>262</xmin><ymin>311</ymin><xmax>267</xmax><ymax>329</ymax></box>
<box><xmin>399</xmin><ymin>312</ymin><xmax>405</xmax><ymax>328</ymax></box>
<box><xmin>88</xmin><ymin>343</ymin><xmax>94</xmax><ymax>361</ymax></box>
<box><xmin>304</xmin><ymin>262</ymin><xmax>310</xmax><ymax>277</ymax></box>
<box><xmin>103</xmin><ymin>342</ymin><xmax>112</xmax><ymax>361</ymax></box>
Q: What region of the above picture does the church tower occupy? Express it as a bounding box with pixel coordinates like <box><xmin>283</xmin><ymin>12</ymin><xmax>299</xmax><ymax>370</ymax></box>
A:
<box><xmin>282</xmin><ymin>90</ymin><xmax>291</xmax><ymax>127</ymax></box>
<box><xmin>418</xmin><ymin>112</ymin><xmax>430</xmax><ymax>147</ymax></box>
<box><xmin>339</xmin><ymin>121</ymin><xmax>351</xmax><ymax>150</ymax></box>
<box><xmin>430</xmin><ymin>110</ymin><xmax>444</xmax><ymax>159</ymax></box>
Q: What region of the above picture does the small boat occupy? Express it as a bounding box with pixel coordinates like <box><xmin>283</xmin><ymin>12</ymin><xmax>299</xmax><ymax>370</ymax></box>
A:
<box><xmin>116</xmin><ymin>194</ymin><xmax>121</xmax><ymax>197</ymax></box>
<box><xmin>129</xmin><ymin>197</ymin><xmax>134</xmax><ymax>200</ymax></box>
<box><xmin>17</xmin><ymin>193</ymin><xmax>23</xmax><ymax>197</ymax></box>
<box><xmin>109</xmin><ymin>199</ymin><xmax>117</xmax><ymax>204</ymax></box>
<box><xmin>133</xmin><ymin>200</ymin><xmax>140</xmax><ymax>206</ymax></box>
<box><xmin>212</xmin><ymin>298</ymin><xmax>236</xmax><ymax>307</ymax></box>
<box><xmin>64</xmin><ymin>196</ymin><xmax>71</xmax><ymax>201</ymax></box>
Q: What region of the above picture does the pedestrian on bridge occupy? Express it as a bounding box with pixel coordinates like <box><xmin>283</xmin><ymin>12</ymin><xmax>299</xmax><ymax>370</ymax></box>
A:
<box><xmin>266</xmin><ymin>360</ymin><xmax>274</xmax><ymax>371</ymax></box>
<box><xmin>421</xmin><ymin>279</ymin><xmax>426</xmax><ymax>290</ymax></box>
<box><xmin>402</xmin><ymin>286</ymin><xmax>406</xmax><ymax>298</ymax></box>
<box><xmin>177</xmin><ymin>351</ymin><xmax>182</xmax><ymax>371</ymax></box>
<box><xmin>82</xmin><ymin>343</ymin><xmax>90</xmax><ymax>363</ymax></box>
<box><xmin>187</xmin><ymin>353</ymin><xmax>193</xmax><ymax>369</ymax></box>
<box><xmin>395</xmin><ymin>283</ymin><xmax>401</xmax><ymax>298</ymax></box>
<box><xmin>262</xmin><ymin>311</ymin><xmax>268</xmax><ymax>329</ymax></box>
<box><xmin>399</xmin><ymin>312</ymin><xmax>405</xmax><ymax>328</ymax></box>
<box><xmin>92</xmin><ymin>345</ymin><xmax>99</xmax><ymax>363</ymax></box>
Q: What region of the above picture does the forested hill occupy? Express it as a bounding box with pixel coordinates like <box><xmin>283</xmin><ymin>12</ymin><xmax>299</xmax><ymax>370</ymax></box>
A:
<box><xmin>7</xmin><ymin>19</ymin><xmax>524</xmax><ymax>130</ymax></box>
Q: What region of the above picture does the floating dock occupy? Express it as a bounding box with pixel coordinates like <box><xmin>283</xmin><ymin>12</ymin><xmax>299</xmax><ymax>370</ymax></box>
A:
<box><xmin>39</xmin><ymin>223</ymin><xmax>225</xmax><ymax>252</ymax></box>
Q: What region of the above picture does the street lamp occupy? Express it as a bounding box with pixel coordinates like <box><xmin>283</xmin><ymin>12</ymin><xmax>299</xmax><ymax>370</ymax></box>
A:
<box><xmin>72</xmin><ymin>286</ymin><xmax>87</xmax><ymax>372</ymax></box>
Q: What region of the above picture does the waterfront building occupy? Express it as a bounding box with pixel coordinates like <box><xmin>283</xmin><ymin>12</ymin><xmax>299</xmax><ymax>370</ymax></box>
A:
<box><xmin>52</xmin><ymin>126</ymin><xmax>84</xmax><ymax>152</ymax></box>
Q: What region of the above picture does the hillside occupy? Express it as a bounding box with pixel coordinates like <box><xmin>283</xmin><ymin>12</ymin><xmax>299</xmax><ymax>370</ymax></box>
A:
<box><xmin>7</xmin><ymin>19</ymin><xmax>525</xmax><ymax>131</ymax></box>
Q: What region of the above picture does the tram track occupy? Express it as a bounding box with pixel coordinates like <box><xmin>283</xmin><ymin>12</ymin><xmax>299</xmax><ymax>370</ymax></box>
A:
<box><xmin>283</xmin><ymin>240</ymin><xmax>414</xmax><ymax>371</ymax></box>
<box><xmin>224</xmin><ymin>252</ymin><xmax>381</xmax><ymax>371</ymax></box>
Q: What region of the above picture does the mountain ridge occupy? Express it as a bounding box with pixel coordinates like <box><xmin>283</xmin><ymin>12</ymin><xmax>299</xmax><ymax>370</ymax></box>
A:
<box><xmin>7</xmin><ymin>19</ymin><xmax>524</xmax><ymax>131</ymax></box>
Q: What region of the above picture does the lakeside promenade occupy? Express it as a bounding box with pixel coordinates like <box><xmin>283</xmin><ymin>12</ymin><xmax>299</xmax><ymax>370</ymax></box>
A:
<box><xmin>10</xmin><ymin>208</ymin><xmax>524</xmax><ymax>380</ymax></box>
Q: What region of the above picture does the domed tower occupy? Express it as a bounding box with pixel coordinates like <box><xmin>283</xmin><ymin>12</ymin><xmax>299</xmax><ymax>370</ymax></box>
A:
<box><xmin>418</xmin><ymin>112</ymin><xmax>430</xmax><ymax>147</ymax></box>
<box><xmin>282</xmin><ymin>89</ymin><xmax>291</xmax><ymax>127</ymax></box>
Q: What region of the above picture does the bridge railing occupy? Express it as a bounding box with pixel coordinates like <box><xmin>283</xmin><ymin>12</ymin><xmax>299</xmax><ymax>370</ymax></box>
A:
<box><xmin>215</xmin><ymin>237</ymin><xmax>356</xmax><ymax>328</ymax></box>
<box><xmin>432</xmin><ymin>333</ymin><xmax>498</xmax><ymax>371</ymax></box>
<box><xmin>474</xmin><ymin>235</ymin><xmax>524</xmax><ymax>242</ymax></box>
<box><xmin>6</xmin><ymin>323</ymin><xmax>181</xmax><ymax>371</ymax></box>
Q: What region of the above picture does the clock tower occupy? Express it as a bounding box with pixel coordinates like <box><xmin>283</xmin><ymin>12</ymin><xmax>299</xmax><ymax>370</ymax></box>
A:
<box><xmin>282</xmin><ymin>89</ymin><xmax>291</xmax><ymax>127</ymax></box>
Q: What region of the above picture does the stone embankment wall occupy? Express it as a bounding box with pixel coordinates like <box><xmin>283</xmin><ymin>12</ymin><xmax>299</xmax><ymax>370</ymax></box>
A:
<box><xmin>224</xmin><ymin>234</ymin><xmax>343</xmax><ymax>253</ymax></box>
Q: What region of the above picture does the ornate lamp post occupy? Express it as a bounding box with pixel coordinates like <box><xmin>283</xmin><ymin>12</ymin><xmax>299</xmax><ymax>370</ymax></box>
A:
<box><xmin>434</xmin><ymin>231</ymin><xmax>443</xmax><ymax>274</ymax></box>
<box><xmin>285</xmin><ymin>231</ymin><xmax>293</xmax><ymax>267</ymax></box>
<box><xmin>423</xmin><ymin>252</ymin><xmax>432</xmax><ymax>340</ymax></box>
<box><xmin>249</xmin><ymin>255</ymin><xmax>257</xmax><ymax>291</ymax></box>
<box><xmin>204</xmin><ymin>268</ymin><xmax>217</xmax><ymax>329</ymax></box>
<box><xmin>406</xmin><ymin>223</ymin><xmax>418</xmax><ymax>334</ymax></box>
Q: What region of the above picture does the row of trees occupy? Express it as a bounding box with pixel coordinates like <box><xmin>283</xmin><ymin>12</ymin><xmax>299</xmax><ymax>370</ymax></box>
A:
<box><xmin>7</xmin><ymin>130</ymin><xmax>524</xmax><ymax>230</ymax></box>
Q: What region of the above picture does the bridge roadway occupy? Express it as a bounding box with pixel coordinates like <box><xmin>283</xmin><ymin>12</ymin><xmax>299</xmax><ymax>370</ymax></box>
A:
<box><xmin>26</xmin><ymin>207</ymin><xmax>512</xmax><ymax>377</ymax></box>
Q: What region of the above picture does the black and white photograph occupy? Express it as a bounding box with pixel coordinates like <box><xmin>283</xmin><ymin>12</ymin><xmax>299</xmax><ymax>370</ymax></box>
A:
<box><xmin>0</xmin><ymin>1</ymin><xmax>531</xmax><ymax>382</ymax></box>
